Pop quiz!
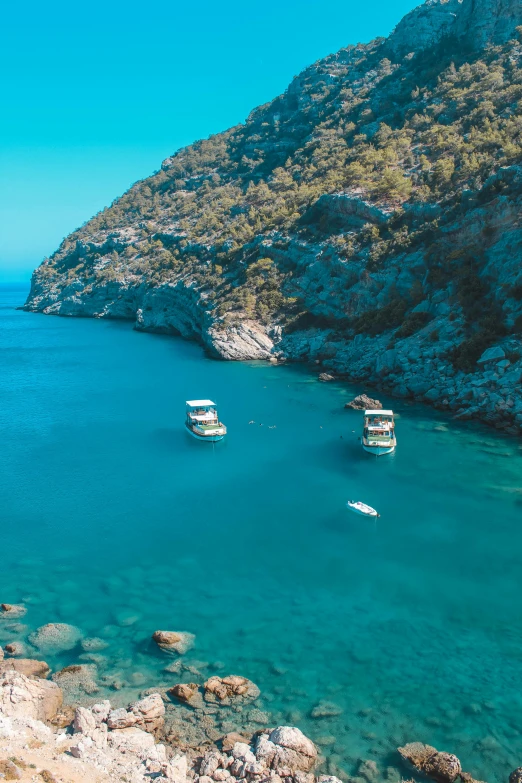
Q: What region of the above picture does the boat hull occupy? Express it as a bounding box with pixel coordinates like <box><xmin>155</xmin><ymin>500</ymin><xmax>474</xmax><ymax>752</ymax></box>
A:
<box><xmin>362</xmin><ymin>443</ymin><xmax>395</xmax><ymax>456</ymax></box>
<box><xmin>185</xmin><ymin>424</ymin><xmax>225</xmax><ymax>442</ymax></box>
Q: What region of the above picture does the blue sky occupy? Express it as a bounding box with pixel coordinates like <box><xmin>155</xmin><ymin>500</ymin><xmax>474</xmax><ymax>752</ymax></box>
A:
<box><xmin>0</xmin><ymin>0</ymin><xmax>419</xmax><ymax>282</ymax></box>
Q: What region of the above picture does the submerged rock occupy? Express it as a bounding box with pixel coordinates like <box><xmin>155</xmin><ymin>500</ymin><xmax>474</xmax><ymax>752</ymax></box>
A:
<box><xmin>0</xmin><ymin>603</ymin><xmax>27</xmax><ymax>619</ymax></box>
<box><xmin>319</xmin><ymin>373</ymin><xmax>335</xmax><ymax>382</ymax></box>
<box><xmin>0</xmin><ymin>658</ymin><xmax>50</xmax><ymax>679</ymax></box>
<box><xmin>398</xmin><ymin>743</ymin><xmax>462</xmax><ymax>783</ymax></box>
<box><xmin>52</xmin><ymin>664</ymin><xmax>98</xmax><ymax>699</ymax></box>
<box><xmin>509</xmin><ymin>769</ymin><xmax>522</xmax><ymax>783</ymax></box>
<box><xmin>169</xmin><ymin>682</ymin><xmax>199</xmax><ymax>703</ymax></box>
<box><xmin>345</xmin><ymin>394</ymin><xmax>382</xmax><ymax>410</ymax></box>
<box><xmin>4</xmin><ymin>642</ymin><xmax>27</xmax><ymax>657</ymax></box>
<box><xmin>310</xmin><ymin>700</ymin><xmax>343</xmax><ymax>718</ymax></box>
<box><xmin>29</xmin><ymin>622</ymin><xmax>83</xmax><ymax>652</ymax></box>
<box><xmin>152</xmin><ymin>629</ymin><xmax>195</xmax><ymax>655</ymax></box>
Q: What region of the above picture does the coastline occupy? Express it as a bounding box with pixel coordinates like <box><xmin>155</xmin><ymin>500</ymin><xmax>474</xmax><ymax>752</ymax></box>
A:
<box><xmin>20</xmin><ymin>286</ymin><xmax>522</xmax><ymax>438</ymax></box>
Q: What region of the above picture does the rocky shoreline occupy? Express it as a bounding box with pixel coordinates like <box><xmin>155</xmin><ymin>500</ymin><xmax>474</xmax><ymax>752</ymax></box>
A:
<box><xmin>2</xmin><ymin>633</ymin><xmax>519</xmax><ymax>783</ymax></box>
<box><xmin>22</xmin><ymin>281</ymin><xmax>522</xmax><ymax>437</ymax></box>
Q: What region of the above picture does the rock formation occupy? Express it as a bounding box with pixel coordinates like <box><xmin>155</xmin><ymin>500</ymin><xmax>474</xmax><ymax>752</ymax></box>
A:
<box><xmin>344</xmin><ymin>394</ymin><xmax>382</xmax><ymax>410</ymax></box>
<box><xmin>23</xmin><ymin>0</ymin><xmax>522</xmax><ymax>437</ymax></box>
<box><xmin>153</xmin><ymin>630</ymin><xmax>195</xmax><ymax>655</ymax></box>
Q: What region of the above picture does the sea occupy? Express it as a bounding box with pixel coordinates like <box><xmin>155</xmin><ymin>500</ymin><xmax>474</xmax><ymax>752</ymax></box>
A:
<box><xmin>1</xmin><ymin>283</ymin><xmax>522</xmax><ymax>782</ymax></box>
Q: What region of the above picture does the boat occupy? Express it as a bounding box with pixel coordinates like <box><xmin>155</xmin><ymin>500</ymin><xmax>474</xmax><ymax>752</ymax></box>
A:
<box><xmin>185</xmin><ymin>400</ymin><xmax>227</xmax><ymax>442</ymax></box>
<box><xmin>346</xmin><ymin>500</ymin><xmax>380</xmax><ymax>517</ymax></box>
<box><xmin>361</xmin><ymin>409</ymin><xmax>396</xmax><ymax>456</ymax></box>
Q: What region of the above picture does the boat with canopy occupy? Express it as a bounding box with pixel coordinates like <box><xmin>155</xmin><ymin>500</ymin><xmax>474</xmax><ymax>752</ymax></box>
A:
<box><xmin>185</xmin><ymin>400</ymin><xmax>227</xmax><ymax>442</ymax></box>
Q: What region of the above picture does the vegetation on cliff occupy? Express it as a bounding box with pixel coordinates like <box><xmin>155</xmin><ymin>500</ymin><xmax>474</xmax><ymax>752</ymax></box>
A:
<box><xmin>29</xmin><ymin>5</ymin><xmax>522</xmax><ymax>371</ymax></box>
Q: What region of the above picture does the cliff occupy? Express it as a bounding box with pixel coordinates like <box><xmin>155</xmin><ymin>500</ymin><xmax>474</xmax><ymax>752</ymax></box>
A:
<box><xmin>25</xmin><ymin>0</ymin><xmax>522</xmax><ymax>434</ymax></box>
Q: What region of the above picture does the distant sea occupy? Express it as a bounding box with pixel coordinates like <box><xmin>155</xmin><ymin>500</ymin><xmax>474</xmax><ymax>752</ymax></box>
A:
<box><xmin>1</xmin><ymin>283</ymin><xmax>522</xmax><ymax>782</ymax></box>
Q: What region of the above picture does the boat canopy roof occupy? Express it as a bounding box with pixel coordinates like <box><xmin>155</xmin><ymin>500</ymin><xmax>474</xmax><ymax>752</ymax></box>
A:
<box><xmin>365</xmin><ymin>409</ymin><xmax>394</xmax><ymax>416</ymax></box>
<box><xmin>186</xmin><ymin>399</ymin><xmax>216</xmax><ymax>408</ymax></box>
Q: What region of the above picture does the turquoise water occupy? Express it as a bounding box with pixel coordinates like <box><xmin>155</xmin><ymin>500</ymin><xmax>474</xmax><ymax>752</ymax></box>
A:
<box><xmin>2</xmin><ymin>284</ymin><xmax>522</xmax><ymax>781</ymax></box>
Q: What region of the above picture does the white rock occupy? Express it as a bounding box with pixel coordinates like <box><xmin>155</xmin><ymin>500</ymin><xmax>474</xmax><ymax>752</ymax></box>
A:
<box><xmin>73</xmin><ymin>705</ymin><xmax>97</xmax><ymax>734</ymax></box>
<box><xmin>269</xmin><ymin>727</ymin><xmax>317</xmax><ymax>758</ymax></box>
<box><xmin>91</xmin><ymin>699</ymin><xmax>111</xmax><ymax>724</ymax></box>
<box><xmin>107</xmin><ymin>706</ymin><xmax>137</xmax><ymax>729</ymax></box>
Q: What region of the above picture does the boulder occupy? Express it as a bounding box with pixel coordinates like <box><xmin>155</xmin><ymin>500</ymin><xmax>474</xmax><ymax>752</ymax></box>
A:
<box><xmin>222</xmin><ymin>731</ymin><xmax>252</xmax><ymax>752</ymax></box>
<box><xmin>152</xmin><ymin>630</ymin><xmax>195</xmax><ymax>655</ymax></box>
<box><xmin>269</xmin><ymin>727</ymin><xmax>317</xmax><ymax>760</ymax></box>
<box><xmin>319</xmin><ymin>373</ymin><xmax>335</xmax><ymax>381</ymax></box>
<box><xmin>73</xmin><ymin>705</ymin><xmax>97</xmax><ymax>734</ymax></box>
<box><xmin>169</xmin><ymin>682</ymin><xmax>199</xmax><ymax>702</ymax></box>
<box><xmin>29</xmin><ymin>622</ymin><xmax>83</xmax><ymax>652</ymax></box>
<box><xmin>0</xmin><ymin>658</ymin><xmax>50</xmax><ymax>679</ymax></box>
<box><xmin>345</xmin><ymin>394</ymin><xmax>382</xmax><ymax>410</ymax></box>
<box><xmin>131</xmin><ymin>692</ymin><xmax>165</xmax><ymax>731</ymax></box>
<box><xmin>204</xmin><ymin>675</ymin><xmax>260</xmax><ymax>701</ymax></box>
<box><xmin>477</xmin><ymin>345</ymin><xmax>505</xmax><ymax>365</ymax></box>
<box><xmin>108</xmin><ymin>706</ymin><xmax>138</xmax><ymax>729</ymax></box>
<box><xmin>398</xmin><ymin>743</ymin><xmax>462</xmax><ymax>783</ymax></box>
<box><xmin>108</xmin><ymin>725</ymin><xmax>163</xmax><ymax>759</ymax></box>
<box><xmin>0</xmin><ymin>670</ymin><xmax>62</xmax><ymax>722</ymax></box>
<box><xmin>3</xmin><ymin>642</ymin><xmax>27</xmax><ymax>657</ymax></box>
<box><xmin>509</xmin><ymin>769</ymin><xmax>522</xmax><ymax>783</ymax></box>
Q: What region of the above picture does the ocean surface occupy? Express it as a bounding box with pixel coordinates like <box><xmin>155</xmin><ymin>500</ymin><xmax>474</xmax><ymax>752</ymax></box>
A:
<box><xmin>1</xmin><ymin>283</ymin><xmax>522</xmax><ymax>781</ymax></box>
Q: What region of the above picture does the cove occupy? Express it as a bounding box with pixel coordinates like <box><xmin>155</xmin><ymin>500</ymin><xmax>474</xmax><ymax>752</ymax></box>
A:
<box><xmin>1</xmin><ymin>284</ymin><xmax>522</xmax><ymax>783</ymax></box>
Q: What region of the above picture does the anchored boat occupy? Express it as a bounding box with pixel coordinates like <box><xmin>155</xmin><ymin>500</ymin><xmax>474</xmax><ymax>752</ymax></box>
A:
<box><xmin>346</xmin><ymin>500</ymin><xmax>380</xmax><ymax>518</ymax></box>
<box><xmin>185</xmin><ymin>400</ymin><xmax>227</xmax><ymax>442</ymax></box>
<box><xmin>362</xmin><ymin>409</ymin><xmax>396</xmax><ymax>456</ymax></box>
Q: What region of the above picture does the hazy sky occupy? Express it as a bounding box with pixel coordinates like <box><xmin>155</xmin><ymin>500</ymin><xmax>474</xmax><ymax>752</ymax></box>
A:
<box><xmin>0</xmin><ymin>0</ymin><xmax>419</xmax><ymax>282</ymax></box>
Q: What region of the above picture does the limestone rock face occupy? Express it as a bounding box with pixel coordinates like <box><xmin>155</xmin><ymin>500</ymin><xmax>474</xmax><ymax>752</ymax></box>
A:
<box><xmin>152</xmin><ymin>630</ymin><xmax>195</xmax><ymax>655</ymax></box>
<box><xmin>0</xmin><ymin>670</ymin><xmax>62</xmax><ymax>722</ymax></box>
<box><xmin>388</xmin><ymin>0</ymin><xmax>521</xmax><ymax>56</ymax></box>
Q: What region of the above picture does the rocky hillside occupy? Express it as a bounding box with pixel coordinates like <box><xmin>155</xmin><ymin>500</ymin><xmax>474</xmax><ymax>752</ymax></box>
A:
<box><xmin>25</xmin><ymin>0</ymin><xmax>522</xmax><ymax>434</ymax></box>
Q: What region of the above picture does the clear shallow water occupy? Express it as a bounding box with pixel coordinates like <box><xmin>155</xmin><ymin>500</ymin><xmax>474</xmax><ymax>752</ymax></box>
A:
<box><xmin>1</xmin><ymin>284</ymin><xmax>522</xmax><ymax>781</ymax></box>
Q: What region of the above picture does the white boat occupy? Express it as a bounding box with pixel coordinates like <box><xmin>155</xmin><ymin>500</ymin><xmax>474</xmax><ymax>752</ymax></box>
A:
<box><xmin>346</xmin><ymin>500</ymin><xmax>380</xmax><ymax>518</ymax></box>
<box><xmin>185</xmin><ymin>400</ymin><xmax>227</xmax><ymax>442</ymax></box>
<box><xmin>361</xmin><ymin>409</ymin><xmax>396</xmax><ymax>456</ymax></box>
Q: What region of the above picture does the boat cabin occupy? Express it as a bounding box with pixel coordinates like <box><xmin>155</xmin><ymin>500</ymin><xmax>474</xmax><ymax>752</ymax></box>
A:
<box><xmin>363</xmin><ymin>409</ymin><xmax>394</xmax><ymax>437</ymax></box>
<box><xmin>186</xmin><ymin>399</ymin><xmax>219</xmax><ymax>425</ymax></box>
<box><xmin>361</xmin><ymin>409</ymin><xmax>396</xmax><ymax>454</ymax></box>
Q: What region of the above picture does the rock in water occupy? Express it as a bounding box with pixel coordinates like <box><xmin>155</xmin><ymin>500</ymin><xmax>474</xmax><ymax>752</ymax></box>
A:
<box><xmin>169</xmin><ymin>682</ymin><xmax>199</xmax><ymax>702</ymax></box>
<box><xmin>319</xmin><ymin>373</ymin><xmax>335</xmax><ymax>382</ymax></box>
<box><xmin>345</xmin><ymin>394</ymin><xmax>382</xmax><ymax>410</ymax></box>
<box><xmin>152</xmin><ymin>630</ymin><xmax>195</xmax><ymax>654</ymax></box>
<box><xmin>398</xmin><ymin>743</ymin><xmax>462</xmax><ymax>783</ymax></box>
<box><xmin>0</xmin><ymin>603</ymin><xmax>27</xmax><ymax>619</ymax></box>
<box><xmin>29</xmin><ymin>622</ymin><xmax>83</xmax><ymax>652</ymax></box>
<box><xmin>204</xmin><ymin>675</ymin><xmax>260</xmax><ymax>701</ymax></box>
<box><xmin>510</xmin><ymin>769</ymin><xmax>522</xmax><ymax>783</ymax></box>
<box><xmin>0</xmin><ymin>658</ymin><xmax>50</xmax><ymax>679</ymax></box>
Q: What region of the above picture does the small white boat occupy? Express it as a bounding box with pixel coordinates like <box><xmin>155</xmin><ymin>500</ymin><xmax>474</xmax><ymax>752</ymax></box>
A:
<box><xmin>346</xmin><ymin>500</ymin><xmax>380</xmax><ymax>518</ymax></box>
<box><xmin>185</xmin><ymin>400</ymin><xmax>227</xmax><ymax>442</ymax></box>
<box><xmin>362</xmin><ymin>409</ymin><xmax>396</xmax><ymax>456</ymax></box>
